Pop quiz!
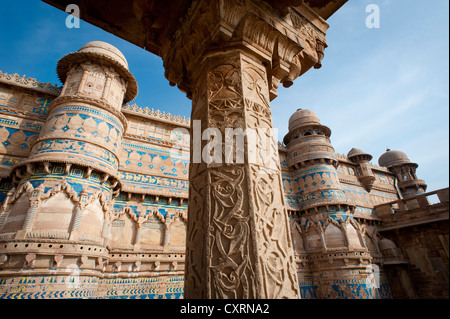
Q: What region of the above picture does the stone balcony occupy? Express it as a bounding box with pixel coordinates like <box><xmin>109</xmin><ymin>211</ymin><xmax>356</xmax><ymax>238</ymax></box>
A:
<box><xmin>375</xmin><ymin>188</ymin><xmax>449</xmax><ymax>231</ymax></box>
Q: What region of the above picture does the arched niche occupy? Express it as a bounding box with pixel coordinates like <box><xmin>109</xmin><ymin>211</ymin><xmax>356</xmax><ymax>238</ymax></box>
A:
<box><xmin>324</xmin><ymin>223</ymin><xmax>345</xmax><ymax>249</ymax></box>
<box><xmin>77</xmin><ymin>199</ymin><xmax>104</xmax><ymax>238</ymax></box>
<box><xmin>168</xmin><ymin>217</ymin><xmax>186</xmax><ymax>247</ymax></box>
<box><xmin>306</xmin><ymin>225</ymin><xmax>322</xmax><ymax>252</ymax></box>
<box><xmin>110</xmin><ymin>212</ymin><xmax>136</xmax><ymax>246</ymax></box>
<box><xmin>1</xmin><ymin>193</ymin><xmax>30</xmax><ymax>233</ymax></box>
<box><xmin>346</xmin><ymin>222</ymin><xmax>363</xmax><ymax>249</ymax></box>
<box><xmin>35</xmin><ymin>192</ymin><xmax>75</xmax><ymax>232</ymax></box>
<box><xmin>140</xmin><ymin>219</ymin><xmax>165</xmax><ymax>247</ymax></box>
<box><xmin>290</xmin><ymin>221</ymin><xmax>306</xmax><ymax>253</ymax></box>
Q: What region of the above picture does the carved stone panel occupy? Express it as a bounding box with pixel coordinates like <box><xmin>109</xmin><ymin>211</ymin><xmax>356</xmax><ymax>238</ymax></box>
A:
<box><xmin>185</xmin><ymin>50</ymin><xmax>300</xmax><ymax>299</ymax></box>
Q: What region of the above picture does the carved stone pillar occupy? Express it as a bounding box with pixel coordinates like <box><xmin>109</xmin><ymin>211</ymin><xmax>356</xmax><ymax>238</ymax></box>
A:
<box><xmin>102</xmin><ymin>201</ymin><xmax>123</xmax><ymax>247</ymax></box>
<box><xmin>101</xmin><ymin>73</ymin><xmax>113</xmax><ymax>100</ymax></box>
<box><xmin>15</xmin><ymin>184</ymin><xmax>45</xmax><ymax>238</ymax></box>
<box><xmin>77</xmin><ymin>65</ymin><xmax>90</xmax><ymax>94</ymax></box>
<box><xmin>0</xmin><ymin>188</ymin><xmax>15</xmax><ymax>230</ymax></box>
<box><xmin>132</xmin><ymin>210</ymin><xmax>150</xmax><ymax>248</ymax></box>
<box><xmin>186</xmin><ymin>47</ymin><xmax>299</xmax><ymax>299</ymax></box>
<box><xmin>134</xmin><ymin>225</ymin><xmax>143</xmax><ymax>247</ymax></box>
<box><xmin>101</xmin><ymin>215</ymin><xmax>111</xmax><ymax>240</ymax></box>
<box><xmin>163</xmin><ymin>217</ymin><xmax>172</xmax><ymax>248</ymax></box>
<box><xmin>69</xmin><ymin>187</ymin><xmax>89</xmax><ymax>239</ymax></box>
<box><xmin>160</xmin><ymin>0</ymin><xmax>333</xmax><ymax>299</ymax></box>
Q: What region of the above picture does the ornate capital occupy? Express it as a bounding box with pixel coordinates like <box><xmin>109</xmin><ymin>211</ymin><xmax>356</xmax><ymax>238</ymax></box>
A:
<box><xmin>161</xmin><ymin>0</ymin><xmax>328</xmax><ymax>100</ymax></box>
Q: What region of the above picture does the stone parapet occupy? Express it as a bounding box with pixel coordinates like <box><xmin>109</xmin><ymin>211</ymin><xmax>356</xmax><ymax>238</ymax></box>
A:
<box><xmin>0</xmin><ymin>71</ymin><xmax>62</xmax><ymax>96</ymax></box>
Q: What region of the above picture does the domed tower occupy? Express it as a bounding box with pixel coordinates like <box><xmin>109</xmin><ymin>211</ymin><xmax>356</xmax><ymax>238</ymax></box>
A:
<box><xmin>0</xmin><ymin>41</ymin><xmax>137</xmax><ymax>297</ymax></box>
<box><xmin>283</xmin><ymin>108</ymin><xmax>348</xmax><ymax>210</ymax></box>
<box><xmin>347</xmin><ymin>148</ymin><xmax>376</xmax><ymax>192</ymax></box>
<box><xmin>22</xmin><ymin>41</ymin><xmax>137</xmax><ymax>178</ymax></box>
<box><xmin>378</xmin><ymin>149</ymin><xmax>427</xmax><ymax>198</ymax></box>
<box><xmin>284</xmin><ymin>109</ymin><xmax>373</xmax><ymax>299</ymax></box>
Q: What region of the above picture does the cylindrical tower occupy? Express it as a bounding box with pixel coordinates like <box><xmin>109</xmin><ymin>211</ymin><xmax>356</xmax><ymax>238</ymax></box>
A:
<box><xmin>285</xmin><ymin>109</ymin><xmax>374</xmax><ymax>299</ymax></box>
<box><xmin>347</xmin><ymin>148</ymin><xmax>376</xmax><ymax>192</ymax></box>
<box><xmin>283</xmin><ymin>109</ymin><xmax>348</xmax><ymax>210</ymax></box>
<box><xmin>22</xmin><ymin>41</ymin><xmax>137</xmax><ymax>179</ymax></box>
<box><xmin>0</xmin><ymin>41</ymin><xmax>137</xmax><ymax>298</ymax></box>
<box><xmin>378</xmin><ymin>149</ymin><xmax>427</xmax><ymax>198</ymax></box>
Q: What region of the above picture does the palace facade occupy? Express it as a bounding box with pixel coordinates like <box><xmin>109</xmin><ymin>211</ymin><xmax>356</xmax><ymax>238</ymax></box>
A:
<box><xmin>0</xmin><ymin>41</ymin><xmax>448</xmax><ymax>299</ymax></box>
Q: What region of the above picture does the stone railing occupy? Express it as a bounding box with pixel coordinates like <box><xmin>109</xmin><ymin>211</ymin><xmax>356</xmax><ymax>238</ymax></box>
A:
<box><xmin>335</xmin><ymin>153</ymin><xmax>350</xmax><ymax>162</ymax></box>
<box><xmin>122</xmin><ymin>104</ymin><xmax>190</xmax><ymax>127</ymax></box>
<box><xmin>375</xmin><ymin>188</ymin><xmax>449</xmax><ymax>231</ymax></box>
<box><xmin>367</xmin><ymin>162</ymin><xmax>390</xmax><ymax>172</ymax></box>
<box><xmin>375</xmin><ymin>188</ymin><xmax>449</xmax><ymax>216</ymax></box>
<box><xmin>0</xmin><ymin>70</ymin><xmax>62</xmax><ymax>96</ymax></box>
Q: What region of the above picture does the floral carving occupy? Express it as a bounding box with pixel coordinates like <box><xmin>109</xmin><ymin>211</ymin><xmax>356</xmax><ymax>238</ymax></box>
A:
<box><xmin>251</xmin><ymin>165</ymin><xmax>300</xmax><ymax>298</ymax></box>
<box><xmin>208</xmin><ymin>167</ymin><xmax>255</xmax><ymax>298</ymax></box>
<box><xmin>208</xmin><ymin>64</ymin><xmax>242</xmax><ymax>100</ymax></box>
<box><xmin>184</xmin><ymin>48</ymin><xmax>300</xmax><ymax>298</ymax></box>
<box><xmin>185</xmin><ymin>172</ymin><xmax>208</xmax><ymax>298</ymax></box>
<box><xmin>162</xmin><ymin>0</ymin><xmax>327</xmax><ymax>98</ymax></box>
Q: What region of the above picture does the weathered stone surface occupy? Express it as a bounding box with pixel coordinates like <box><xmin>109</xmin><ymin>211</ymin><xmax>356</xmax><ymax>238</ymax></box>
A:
<box><xmin>184</xmin><ymin>50</ymin><xmax>299</xmax><ymax>298</ymax></box>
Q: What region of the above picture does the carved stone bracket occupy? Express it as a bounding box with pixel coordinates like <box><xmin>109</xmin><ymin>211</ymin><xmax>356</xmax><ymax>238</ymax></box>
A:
<box><xmin>161</xmin><ymin>0</ymin><xmax>329</xmax><ymax>101</ymax></box>
<box><xmin>25</xmin><ymin>253</ymin><xmax>36</xmax><ymax>268</ymax></box>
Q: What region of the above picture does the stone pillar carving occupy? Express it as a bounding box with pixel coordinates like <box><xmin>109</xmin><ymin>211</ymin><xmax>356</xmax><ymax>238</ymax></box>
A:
<box><xmin>15</xmin><ymin>184</ymin><xmax>45</xmax><ymax>239</ymax></box>
<box><xmin>21</xmin><ymin>184</ymin><xmax>44</xmax><ymax>231</ymax></box>
<box><xmin>134</xmin><ymin>225</ymin><xmax>143</xmax><ymax>247</ymax></box>
<box><xmin>102</xmin><ymin>203</ymin><xmax>123</xmax><ymax>246</ymax></box>
<box><xmin>318</xmin><ymin>223</ymin><xmax>328</xmax><ymax>251</ymax></box>
<box><xmin>129</xmin><ymin>209</ymin><xmax>150</xmax><ymax>248</ymax></box>
<box><xmin>163</xmin><ymin>216</ymin><xmax>172</xmax><ymax>248</ymax></box>
<box><xmin>69</xmin><ymin>186</ymin><xmax>89</xmax><ymax>239</ymax></box>
<box><xmin>159</xmin><ymin>0</ymin><xmax>332</xmax><ymax>299</ymax></box>
<box><xmin>0</xmin><ymin>188</ymin><xmax>15</xmax><ymax>231</ymax></box>
<box><xmin>101</xmin><ymin>72</ymin><xmax>113</xmax><ymax>100</ymax></box>
<box><xmin>77</xmin><ymin>65</ymin><xmax>90</xmax><ymax>94</ymax></box>
<box><xmin>185</xmin><ymin>48</ymin><xmax>299</xmax><ymax>299</ymax></box>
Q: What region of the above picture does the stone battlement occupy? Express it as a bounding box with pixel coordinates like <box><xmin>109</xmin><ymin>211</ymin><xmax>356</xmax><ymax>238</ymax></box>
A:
<box><xmin>0</xmin><ymin>70</ymin><xmax>62</xmax><ymax>96</ymax></box>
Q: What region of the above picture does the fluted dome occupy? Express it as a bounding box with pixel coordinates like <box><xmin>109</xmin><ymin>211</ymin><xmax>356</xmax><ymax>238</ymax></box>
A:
<box><xmin>378</xmin><ymin>149</ymin><xmax>413</xmax><ymax>168</ymax></box>
<box><xmin>57</xmin><ymin>41</ymin><xmax>138</xmax><ymax>102</ymax></box>
<box><xmin>288</xmin><ymin>108</ymin><xmax>321</xmax><ymax>131</ymax></box>
<box><xmin>78</xmin><ymin>41</ymin><xmax>129</xmax><ymax>69</ymax></box>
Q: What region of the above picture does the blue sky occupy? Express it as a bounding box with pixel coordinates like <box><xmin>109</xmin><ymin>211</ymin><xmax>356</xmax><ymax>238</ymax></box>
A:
<box><xmin>0</xmin><ymin>0</ymin><xmax>448</xmax><ymax>192</ymax></box>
